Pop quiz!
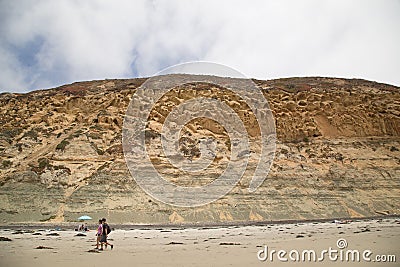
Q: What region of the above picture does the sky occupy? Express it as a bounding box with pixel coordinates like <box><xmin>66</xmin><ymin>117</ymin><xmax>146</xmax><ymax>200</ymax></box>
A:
<box><xmin>0</xmin><ymin>0</ymin><xmax>399</xmax><ymax>93</ymax></box>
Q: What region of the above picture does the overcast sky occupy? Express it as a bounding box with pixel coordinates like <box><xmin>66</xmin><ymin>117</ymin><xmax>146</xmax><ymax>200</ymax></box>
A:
<box><xmin>0</xmin><ymin>0</ymin><xmax>399</xmax><ymax>93</ymax></box>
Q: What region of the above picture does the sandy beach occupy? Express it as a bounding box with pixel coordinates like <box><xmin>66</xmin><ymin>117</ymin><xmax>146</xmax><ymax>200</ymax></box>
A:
<box><xmin>0</xmin><ymin>218</ymin><xmax>398</xmax><ymax>267</ymax></box>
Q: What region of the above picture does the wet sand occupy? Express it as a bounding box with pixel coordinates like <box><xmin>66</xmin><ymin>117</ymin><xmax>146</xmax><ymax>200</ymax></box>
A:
<box><xmin>0</xmin><ymin>218</ymin><xmax>399</xmax><ymax>267</ymax></box>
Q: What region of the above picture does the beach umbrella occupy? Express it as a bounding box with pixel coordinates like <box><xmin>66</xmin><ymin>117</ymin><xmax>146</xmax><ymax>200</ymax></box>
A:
<box><xmin>77</xmin><ymin>215</ymin><xmax>92</xmax><ymax>221</ymax></box>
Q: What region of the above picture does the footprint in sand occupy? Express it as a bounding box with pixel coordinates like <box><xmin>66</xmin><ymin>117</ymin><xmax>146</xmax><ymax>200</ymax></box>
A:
<box><xmin>35</xmin><ymin>246</ymin><xmax>54</xmax><ymax>249</ymax></box>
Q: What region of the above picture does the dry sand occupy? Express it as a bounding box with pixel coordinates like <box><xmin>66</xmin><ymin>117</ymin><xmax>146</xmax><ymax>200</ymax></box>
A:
<box><xmin>0</xmin><ymin>218</ymin><xmax>399</xmax><ymax>267</ymax></box>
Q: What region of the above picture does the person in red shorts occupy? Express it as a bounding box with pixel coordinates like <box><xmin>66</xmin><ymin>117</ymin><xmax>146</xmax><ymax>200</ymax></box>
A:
<box><xmin>95</xmin><ymin>219</ymin><xmax>103</xmax><ymax>250</ymax></box>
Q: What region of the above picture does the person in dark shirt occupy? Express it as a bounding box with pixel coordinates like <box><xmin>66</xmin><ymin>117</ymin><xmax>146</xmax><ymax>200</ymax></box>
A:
<box><xmin>100</xmin><ymin>218</ymin><xmax>114</xmax><ymax>250</ymax></box>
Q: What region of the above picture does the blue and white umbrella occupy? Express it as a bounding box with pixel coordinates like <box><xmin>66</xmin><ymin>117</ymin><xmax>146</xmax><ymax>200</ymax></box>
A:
<box><xmin>77</xmin><ymin>215</ymin><xmax>92</xmax><ymax>221</ymax></box>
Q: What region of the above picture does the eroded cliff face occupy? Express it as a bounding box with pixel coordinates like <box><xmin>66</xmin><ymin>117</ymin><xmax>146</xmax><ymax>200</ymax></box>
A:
<box><xmin>0</xmin><ymin>76</ymin><xmax>399</xmax><ymax>224</ymax></box>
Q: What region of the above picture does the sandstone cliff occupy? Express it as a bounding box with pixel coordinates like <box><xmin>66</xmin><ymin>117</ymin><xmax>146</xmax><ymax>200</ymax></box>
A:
<box><xmin>0</xmin><ymin>77</ymin><xmax>399</xmax><ymax>224</ymax></box>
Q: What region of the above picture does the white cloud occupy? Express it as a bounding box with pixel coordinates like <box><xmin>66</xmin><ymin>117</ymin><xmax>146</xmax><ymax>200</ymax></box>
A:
<box><xmin>0</xmin><ymin>46</ymin><xmax>28</xmax><ymax>91</ymax></box>
<box><xmin>0</xmin><ymin>0</ymin><xmax>399</xmax><ymax>93</ymax></box>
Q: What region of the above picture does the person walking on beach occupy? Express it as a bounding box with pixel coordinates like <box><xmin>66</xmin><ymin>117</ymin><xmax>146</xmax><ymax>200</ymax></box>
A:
<box><xmin>100</xmin><ymin>218</ymin><xmax>114</xmax><ymax>250</ymax></box>
<box><xmin>95</xmin><ymin>219</ymin><xmax>103</xmax><ymax>250</ymax></box>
